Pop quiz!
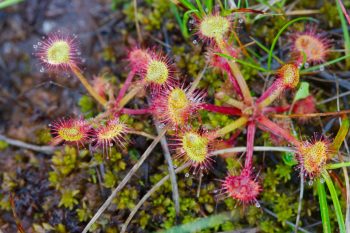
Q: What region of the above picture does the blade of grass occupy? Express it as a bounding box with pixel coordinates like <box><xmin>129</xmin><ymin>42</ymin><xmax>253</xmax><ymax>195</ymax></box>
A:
<box><xmin>204</xmin><ymin>0</ymin><xmax>213</xmax><ymax>13</ymax></box>
<box><xmin>215</xmin><ymin>52</ymin><xmax>269</xmax><ymax>72</ymax></box>
<box><xmin>327</xmin><ymin>162</ymin><xmax>350</xmax><ymax>170</ymax></box>
<box><xmin>267</xmin><ymin>17</ymin><xmax>316</xmax><ymax>70</ymax></box>
<box><xmin>178</xmin><ymin>0</ymin><xmax>201</xmax><ymax>18</ymax></box>
<box><xmin>332</xmin><ymin>115</ymin><xmax>349</xmax><ymax>151</ymax></box>
<box><xmin>336</xmin><ymin>0</ymin><xmax>350</xmax><ymax>67</ymax></box>
<box><xmin>0</xmin><ymin>0</ymin><xmax>24</xmax><ymax>9</ymax></box>
<box><xmin>317</xmin><ymin>179</ymin><xmax>332</xmax><ymax>233</ymax></box>
<box><xmin>250</xmin><ymin>37</ymin><xmax>284</xmax><ymax>64</ymax></box>
<box><xmin>323</xmin><ymin>171</ymin><xmax>346</xmax><ymax>233</ymax></box>
<box><xmin>195</xmin><ymin>0</ymin><xmax>206</xmax><ymax>16</ymax></box>
<box><xmin>182</xmin><ymin>9</ymin><xmax>199</xmax><ymax>38</ymax></box>
<box><xmin>301</xmin><ymin>54</ymin><xmax>350</xmax><ymax>73</ymax></box>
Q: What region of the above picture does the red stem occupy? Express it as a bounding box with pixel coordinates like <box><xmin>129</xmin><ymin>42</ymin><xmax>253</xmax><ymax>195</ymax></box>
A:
<box><xmin>200</xmin><ymin>103</ymin><xmax>242</xmax><ymax>116</ymax></box>
<box><xmin>115</xmin><ymin>70</ymin><xmax>136</xmax><ymax>107</ymax></box>
<box><xmin>263</xmin><ymin>105</ymin><xmax>290</xmax><ymax>114</ymax></box>
<box><xmin>256</xmin><ymin>115</ymin><xmax>301</xmax><ymax>147</ymax></box>
<box><xmin>244</xmin><ymin>121</ymin><xmax>256</xmax><ymax>173</ymax></box>
<box><xmin>121</xmin><ymin>108</ymin><xmax>151</xmax><ymax>115</ymax></box>
<box><xmin>256</xmin><ymin>80</ymin><xmax>281</xmax><ymax>105</ymax></box>
<box><xmin>225</xmin><ymin>67</ymin><xmax>243</xmax><ymax>98</ymax></box>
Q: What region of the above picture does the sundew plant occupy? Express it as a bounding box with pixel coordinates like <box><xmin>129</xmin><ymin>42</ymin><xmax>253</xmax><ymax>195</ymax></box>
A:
<box><xmin>2</xmin><ymin>0</ymin><xmax>350</xmax><ymax>232</ymax></box>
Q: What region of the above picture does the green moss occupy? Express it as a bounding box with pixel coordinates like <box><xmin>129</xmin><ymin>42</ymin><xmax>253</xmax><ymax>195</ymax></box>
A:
<box><xmin>59</xmin><ymin>189</ymin><xmax>80</xmax><ymax>210</ymax></box>
<box><xmin>34</xmin><ymin>128</ymin><xmax>52</xmax><ymax>144</ymax></box>
<box><xmin>78</xmin><ymin>95</ymin><xmax>96</xmax><ymax>118</ymax></box>
<box><xmin>0</xmin><ymin>140</ymin><xmax>8</xmax><ymax>151</ymax></box>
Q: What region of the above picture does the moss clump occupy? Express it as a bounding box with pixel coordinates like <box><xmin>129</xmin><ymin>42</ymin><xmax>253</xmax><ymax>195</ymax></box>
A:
<box><xmin>0</xmin><ymin>140</ymin><xmax>9</xmax><ymax>151</ymax></box>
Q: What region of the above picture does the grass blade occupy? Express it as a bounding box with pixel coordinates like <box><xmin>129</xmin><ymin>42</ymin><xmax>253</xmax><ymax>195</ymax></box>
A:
<box><xmin>204</xmin><ymin>0</ymin><xmax>213</xmax><ymax>13</ymax></box>
<box><xmin>323</xmin><ymin>172</ymin><xmax>346</xmax><ymax>233</ymax></box>
<box><xmin>332</xmin><ymin>115</ymin><xmax>349</xmax><ymax>151</ymax></box>
<box><xmin>301</xmin><ymin>54</ymin><xmax>350</xmax><ymax>73</ymax></box>
<box><xmin>215</xmin><ymin>52</ymin><xmax>269</xmax><ymax>72</ymax></box>
<box><xmin>317</xmin><ymin>179</ymin><xmax>332</xmax><ymax>233</ymax></box>
<box><xmin>0</xmin><ymin>0</ymin><xmax>24</xmax><ymax>9</ymax></box>
<box><xmin>267</xmin><ymin>17</ymin><xmax>316</xmax><ymax>70</ymax></box>
<box><xmin>327</xmin><ymin>162</ymin><xmax>350</xmax><ymax>170</ymax></box>
<box><xmin>336</xmin><ymin>0</ymin><xmax>350</xmax><ymax>67</ymax></box>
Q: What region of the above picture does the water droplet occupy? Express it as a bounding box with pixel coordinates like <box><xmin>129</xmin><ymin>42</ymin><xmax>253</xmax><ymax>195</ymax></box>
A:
<box><xmin>320</xmin><ymin>178</ymin><xmax>325</xmax><ymax>183</ymax></box>
<box><xmin>185</xmin><ymin>173</ymin><xmax>189</xmax><ymax>178</ymax></box>
<box><xmin>189</xmin><ymin>28</ymin><xmax>192</xmax><ymax>31</ymax></box>
<box><xmin>48</xmin><ymin>124</ymin><xmax>52</xmax><ymax>127</ymax></box>
<box><xmin>33</xmin><ymin>45</ymin><xmax>38</xmax><ymax>49</ymax></box>
<box><xmin>159</xmin><ymin>123</ymin><xmax>165</xmax><ymax>129</ymax></box>
<box><xmin>77</xmin><ymin>52</ymin><xmax>81</xmax><ymax>56</ymax></box>
<box><xmin>109</xmin><ymin>143</ymin><xmax>113</xmax><ymax>147</ymax></box>
<box><xmin>81</xmin><ymin>59</ymin><xmax>86</xmax><ymax>63</ymax></box>
<box><xmin>193</xmin><ymin>40</ymin><xmax>198</xmax><ymax>45</ymax></box>
<box><xmin>205</xmin><ymin>8</ymin><xmax>209</xmax><ymax>13</ymax></box>
<box><xmin>213</xmin><ymin>189</ymin><xmax>218</xmax><ymax>193</ymax></box>
<box><xmin>189</xmin><ymin>19</ymin><xmax>194</xmax><ymax>24</ymax></box>
<box><xmin>40</xmin><ymin>67</ymin><xmax>45</xmax><ymax>72</ymax></box>
<box><xmin>192</xmin><ymin>171</ymin><xmax>196</xmax><ymax>175</ymax></box>
<box><xmin>308</xmin><ymin>180</ymin><xmax>313</xmax><ymax>186</ymax></box>
<box><xmin>38</xmin><ymin>42</ymin><xmax>42</xmax><ymax>46</ymax></box>
<box><xmin>173</xmin><ymin>165</ymin><xmax>177</xmax><ymax>169</ymax></box>
<box><xmin>238</xmin><ymin>18</ymin><xmax>244</xmax><ymax>23</ymax></box>
<box><xmin>42</xmin><ymin>36</ymin><xmax>45</xmax><ymax>39</ymax></box>
<box><xmin>304</xmin><ymin>62</ymin><xmax>309</xmax><ymax>68</ymax></box>
<box><xmin>319</xmin><ymin>65</ymin><xmax>325</xmax><ymax>71</ymax></box>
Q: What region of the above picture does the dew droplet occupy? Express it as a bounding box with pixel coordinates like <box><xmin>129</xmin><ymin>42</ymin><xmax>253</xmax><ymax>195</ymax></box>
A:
<box><xmin>193</xmin><ymin>40</ymin><xmax>198</xmax><ymax>45</ymax></box>
<box><xmin>238</xmin><ymin>18</ymin><xmax>244</xmax><ymax>23</ymax></box>
<box><xmin>205</xmin><ymin>8</ymin><xmax>209</xmax><ymax>13</ymax></box>
<box><xmin>40</xmin><ymin>67</ymin><xmax>45</xmax><ymax>72</ymax></box>
<box><xmin>109</xmin><ymin>143</ymin><xmax>113</xmax><ymax>147</ymax></box>
<box><xmin>320</xmin><ymin>178</ymin><xmax>325</xmax><ymax>183</ymax></box>
<box><xmin>189</xmin><ymin>19</ymin><xmax>194</xmax><ymax>24</ymax></box>
<box><xmin>213</xmin><ymin>189</ymin><xmax>218</xmax><ymax>193</ymax></box>
<box><xmin>304</xmin><ymin>62</ymin><xmax>309</xmax><ymax>68</ymax></box>
<box><xmin>37</xmin><ymin>42</ymin><xmax>42</xmax><ymax>46</ymax></box>
<box><xmin>42</xmin><ymin>36</ymin><xmax>45</xmax><ymax>39</ymax></box>
<box><xmin>173</xmin><ymin>165</ymin><xmax>177</xmax><ymax>169</ymax></box>
<box><xmin>77</xmin><ymin>52</ymin><xmax>81</xmax><ymax>56</ymax></box>
<box><xmin>33</xmin><ymin>45</ymin><xmax>38</xmax><ymax>49</ymax></box>
<box><xmin>185</xmin><ymin>173</ymin><xmax>189</xmax><ymax>178</ymax></box>
<box><xmin>255</xmin><ymin>202</ymin><xmax>260</xmax><ymax>208</ymax></box>
<box><xmin>48</xmin><ymin>124</ymin><xmax>52</xmax><ymax>127</ymax></box>
<box><xmin>319</xmin><ymin>65</ymin><xmax>325</xmax><ymax>71</ymax></box>
<box><xmin>308</xmin><ymin>180</ymin><xmax>313</xmax><ymax>186</ymax></box>
<box><xmin>189</xmin><ymin>28</ymin><xmax>192</xmax><ymax>31</ymax></box>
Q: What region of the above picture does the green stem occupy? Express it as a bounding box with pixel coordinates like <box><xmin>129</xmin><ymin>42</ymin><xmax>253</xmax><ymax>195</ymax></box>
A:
<box><xmin>70</xmin><ymin>65</ymin><xmax>107</xmax><ymax>107</ymax></box>
<box><xmin>216</xmin><ymin>116</ymin><xmax>248</xmax><ymax>136</ymax></box>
